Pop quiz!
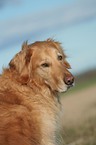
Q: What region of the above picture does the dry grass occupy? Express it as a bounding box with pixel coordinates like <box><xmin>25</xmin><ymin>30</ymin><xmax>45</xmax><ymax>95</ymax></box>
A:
<box><xmin>60</xmin><ymin>83</ymin><xmax>96</xmax><ymax>145</ymax></box>
<box><xmin>62</xmin><ymin>116</ymin><xmax>96</xmax><ymax>145</ymax></box>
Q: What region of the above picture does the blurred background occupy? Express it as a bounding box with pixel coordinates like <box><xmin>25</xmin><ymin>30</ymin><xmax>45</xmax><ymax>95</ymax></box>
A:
<box><xmin>0</xmin><ymin>0</ymin><xmax>96</xmax><ymax>144</ymax></box>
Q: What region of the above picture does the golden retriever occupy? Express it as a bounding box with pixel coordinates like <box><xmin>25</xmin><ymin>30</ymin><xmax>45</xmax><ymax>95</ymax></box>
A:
<box><xmin>0</xmin><ymin>39</ymin><xmax>74</xmax><ymax>145</ymax></box>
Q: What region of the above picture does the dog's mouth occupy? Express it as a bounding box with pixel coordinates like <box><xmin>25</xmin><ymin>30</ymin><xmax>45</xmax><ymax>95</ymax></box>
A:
<box><xmin>45</xmin><ymin>79</ymin><xmax>75</xmax><ymax>93</ymax></box>
<box><xmin>67</xmin><ymin>81</ymin><xmax>75</xmax><ymax>90</ymax></box>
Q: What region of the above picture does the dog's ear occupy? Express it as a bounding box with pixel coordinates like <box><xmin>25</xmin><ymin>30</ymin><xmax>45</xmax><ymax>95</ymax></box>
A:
<box><xmin>9</xmin><ymin>41</ymin><xmax>33</xmax><ymax>84</ymax></box>
<box><xmin>64</xmin><ymin>60</ymin><xmax>71</xmax><ymax>69</ymax></box>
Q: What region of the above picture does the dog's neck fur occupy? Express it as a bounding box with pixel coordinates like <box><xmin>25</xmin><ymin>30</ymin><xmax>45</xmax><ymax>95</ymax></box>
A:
<box><xmin>1</xmin><ymin>68</ymin><xmax>61</xmax><ymax>105</ymax></box>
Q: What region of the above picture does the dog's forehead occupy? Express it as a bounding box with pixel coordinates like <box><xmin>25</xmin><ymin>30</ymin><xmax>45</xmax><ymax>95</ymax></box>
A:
<box><xmin>37</xmin><ymin>46</ymin><xmax>63</xmax><ymax>58</ymax></box>
<box><xmin>29</xmin><ymin>40</ymin><xmax>66</xmax><ymax>58</ymax></box>
<box><xmin>39</xmin><ymin>42</ymin><xmax>62</xmax><ymax>52</ymax></box>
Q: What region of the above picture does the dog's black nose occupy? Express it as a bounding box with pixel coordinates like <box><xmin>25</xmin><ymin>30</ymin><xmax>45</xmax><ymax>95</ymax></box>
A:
<box><xmin>64</xmin><ymin>75</ymin><xmax>74</xmax><ymax>85</ymax></box>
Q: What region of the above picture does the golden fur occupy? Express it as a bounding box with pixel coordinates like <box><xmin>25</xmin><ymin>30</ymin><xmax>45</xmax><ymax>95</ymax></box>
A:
<box><xmin>0</xmin><ymin>39</ymin><xmax>73</xmax><ymax>145</ymax></box>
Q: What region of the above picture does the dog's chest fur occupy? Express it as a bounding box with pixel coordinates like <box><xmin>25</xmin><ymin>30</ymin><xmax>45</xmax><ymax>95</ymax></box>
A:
<box><xmin>36</xmin><ymin>94</ymin><xmax>62</xmax><ymax>145</ymax></box>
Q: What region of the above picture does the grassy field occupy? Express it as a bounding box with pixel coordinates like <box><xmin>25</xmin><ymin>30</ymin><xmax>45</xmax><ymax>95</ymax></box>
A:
<box><xmin>60</xmin><ymin>76</ymin><xmax>96</xmax><ymax>145</ymax></box>
<box><xmin>60</xmin><ymin>77</ymin><xmax>96</xmax><ymax>97</ymax></box>
<box><xmin>63</xmin><ymin>116</ymin><xmax>96</xmax><ymax>145</ymax></box>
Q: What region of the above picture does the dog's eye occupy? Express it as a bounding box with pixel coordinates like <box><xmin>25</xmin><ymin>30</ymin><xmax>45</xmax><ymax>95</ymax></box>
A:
<box><xmin>41</xmin><ymin>63</ymin><xmax>49</xmax><ymax>67</ymax></box>
<box><xmin>58</xmin><ymin>55</ymin><xmax>62</xmax><ymax>60</ymax></box>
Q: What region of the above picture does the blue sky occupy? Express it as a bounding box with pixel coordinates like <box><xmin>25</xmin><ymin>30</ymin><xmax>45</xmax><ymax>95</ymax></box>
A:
<box><xmin>0</xmin><ymin>0</ymin><xmax>75</xmax><ymax>21</ymax></box>
<box><xmin>0</xmin><ymin>0</ymin><xmax>96</xmax><ymax>75</ymax></box>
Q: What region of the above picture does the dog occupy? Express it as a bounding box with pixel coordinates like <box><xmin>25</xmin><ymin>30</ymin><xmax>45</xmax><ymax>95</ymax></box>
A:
<box><xmin>0</xmin><ymin>39</ymin><xmax>74</xmax><ymax>145</ymax></box>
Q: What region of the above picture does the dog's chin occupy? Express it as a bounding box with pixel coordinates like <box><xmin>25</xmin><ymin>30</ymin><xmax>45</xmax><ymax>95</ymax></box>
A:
<box><xmin>56</xmin><ymin>83</ymin><xmax>75</xmax><ymax>93</ymax></box>
<box><xmin>45</xmin><ymin>81</ymin><xmax>74</xmax><ymax>93</ymax></box>
<box><xmin>56</xmin><ymin>86</ymin><xmax>68</xmax><ymax>93</ymax></box>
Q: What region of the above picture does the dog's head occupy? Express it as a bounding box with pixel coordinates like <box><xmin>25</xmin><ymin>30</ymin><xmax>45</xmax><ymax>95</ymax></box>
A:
<box><xmin>9</xmin><ymin>39</ymin><xmax>74</xmax><ymax>93</ymax></box>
